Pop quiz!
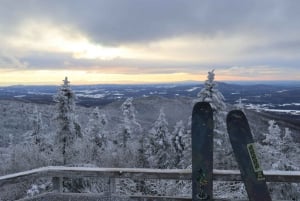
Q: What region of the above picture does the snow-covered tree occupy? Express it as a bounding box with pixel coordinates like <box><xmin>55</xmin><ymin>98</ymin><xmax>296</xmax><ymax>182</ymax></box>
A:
<box><xmin>235</xmin><ymin>98</ymin><xmax>244</xmax><ymax>111</ymax></box>
<box><xmin>196</xmin><ymin>70</ymin><xmax>226</xmax><ymax>112</ymax></box>
<box><xmin>120</xmin><ymin>97</ymin><xmax>141</xmax><ymax>148</ymax></box>
<box><xmin>85</xmin><ymin>107</ymin><xmax>108</xmax><ymax>161</ymax></box>
<box><xmin>23</xmin><ymin>106</ymin><xmax>53</xmax><ymax>156</ymax></box>
<box><xmin>257</xmin><ymin>121</ymin><xmax>299</xmax><ymax>200</ymax></box>
<box><xmin>262</xmin><ymin>120</ymin><xmax>281</xmax><ymax>149</ymax></box>
<box><xmin>86</xmin><ymin>107</ymin><xmax>107</xmax><ymax>148</ymax></box>
<box><xmin>196</xmin><ymin>70</ymin><xmax>233</xmax><ymax>169</ymax></box>
<box><xmin>146</xmin><ymin>108</ymin><xmax>174</xmax><ymax>168</ymax></box>
<box><xmin>30</xmin><ymin>106</ymin><xmax>43</xmax><ymax>144</ymax></box>
<box><xmin>281</xmin><ymin>128</ymin><xmax>296</xmax><ymax>153</ymax></box>
<box><xmin>24</xmin><ymin>106</ymin><xmax>43</xmax><ymax>146</ymax></box>
<box><xmin>171</xmin><ymin>120</ymin><xmax>186</xmax><ymax>168</ymax></box>
<box><xmin>53</xmin><ymin>77</ymin><xmax>82</xmax><ymax>165</ymax></box>
<box><xmin>180</xmin><ymin>116</ymin><xmax>192</xmax><ymax>168</ymax></box>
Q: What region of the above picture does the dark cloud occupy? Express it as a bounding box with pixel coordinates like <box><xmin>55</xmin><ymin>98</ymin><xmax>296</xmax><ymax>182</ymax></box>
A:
<box><xmin>246</xmin><ymin>40</ymin><xmax>300</xmax><ymax>55</ymax></box>
<box><xmin>1</xmin><ymin>0</ymin><xmax>300</xmax><ymax>45</ymax></box>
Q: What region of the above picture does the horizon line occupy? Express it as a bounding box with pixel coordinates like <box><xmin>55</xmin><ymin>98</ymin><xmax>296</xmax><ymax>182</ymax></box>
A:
<box><xmin>0</xmin><ymin>80</ymin><xmax>299</xmax><ymax>87</ymax></box>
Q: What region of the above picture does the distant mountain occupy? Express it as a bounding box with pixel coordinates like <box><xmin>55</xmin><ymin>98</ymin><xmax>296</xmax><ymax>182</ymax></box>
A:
<box><xmin>0</xmin><ymin>82</ymin><xmax>299</xmax><ymax>125</ymax></box>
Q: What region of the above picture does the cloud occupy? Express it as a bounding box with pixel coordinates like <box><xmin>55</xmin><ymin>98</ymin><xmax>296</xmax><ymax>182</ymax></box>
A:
<box><xmin>0</xmin><ymin>53</ymin><xmax>28</xmax><ymax>69</ymax></box>
<box><xmin>0</xmin><ymin>0</ymin><xmax>299</xmax><ymax>83</ymax></box>
<box><xmin>2</xmin><ymin>1</ymin><xmax>300</xmax><ymax>45</ymax></box>
<box><xmin>219</xmin><ymin>66</ymin><xmax>300</xmax><ymax>80</ymax></box>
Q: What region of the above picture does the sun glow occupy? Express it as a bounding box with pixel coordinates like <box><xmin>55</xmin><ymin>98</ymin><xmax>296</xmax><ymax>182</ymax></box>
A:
<box><xmin>6</xmin><ymin>20</ymin><xmax>132</xmax><ymax>60</ymax></box>
<box><xmin>0</xmin><ymin>69</ymin><xmax>205</xmax><ymax>86</ymax></box>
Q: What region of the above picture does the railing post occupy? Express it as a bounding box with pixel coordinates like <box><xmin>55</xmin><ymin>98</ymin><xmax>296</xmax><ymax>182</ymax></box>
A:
<box><xmin>52</xmin><ymin>177</ymin><xmax>62</xmax><ymax>193</ymax></box>
<box><xmin>109</xmin><ymin>177</ymin><xmax>116</xmax><ymax>195</ymax></box>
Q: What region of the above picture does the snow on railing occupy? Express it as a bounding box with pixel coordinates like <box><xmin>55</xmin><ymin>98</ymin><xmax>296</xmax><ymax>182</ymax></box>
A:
<box><xmin>1</xmin><ymin>166</ymin><xmax>300</xmax><ymax>200</ymax></box>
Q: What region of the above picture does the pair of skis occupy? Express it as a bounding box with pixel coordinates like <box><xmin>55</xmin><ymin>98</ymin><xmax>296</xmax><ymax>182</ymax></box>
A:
<box><xmin>192</xmin><ymin>102</ymin><xmax>272</xmax><ymax>201</ymax></box>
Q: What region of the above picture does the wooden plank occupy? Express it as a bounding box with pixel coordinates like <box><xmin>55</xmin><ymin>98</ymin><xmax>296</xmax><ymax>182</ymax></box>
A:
<box><xmin>52</xmin><ymin>177</ymin><xmax>62</xmax><ymax>193</ymax></box>
<box><xmin>1</xmin><ymin>166</ymin><xmax>300</xmax><ymax>187</ymax></box>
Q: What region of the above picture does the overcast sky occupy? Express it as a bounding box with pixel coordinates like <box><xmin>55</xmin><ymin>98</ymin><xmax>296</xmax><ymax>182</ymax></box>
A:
<box><xmin>0</xmin><ymin>0</ymin><xmax>299</xmax><ymax>85</ymax></box>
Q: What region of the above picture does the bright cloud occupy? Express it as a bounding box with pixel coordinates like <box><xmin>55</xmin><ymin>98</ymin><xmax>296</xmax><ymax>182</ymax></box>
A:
<box><xmin>4</xmin><ymin>20</ymin><xmax>129</xmax><ymax>60</ymax></box>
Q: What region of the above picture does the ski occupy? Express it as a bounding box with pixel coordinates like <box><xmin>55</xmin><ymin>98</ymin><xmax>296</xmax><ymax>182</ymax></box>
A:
<box><xmin>192</xmin><ymin>102</ymin><xmax>214</xmax><ymax>200</ymax></box>
<box><xmin>226</xmin><ymin>110</ymin><xmax>272</xmax><ymax>201</ymax></box>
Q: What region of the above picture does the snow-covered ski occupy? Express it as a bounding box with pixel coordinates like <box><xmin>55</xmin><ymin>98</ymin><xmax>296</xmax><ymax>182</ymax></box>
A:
<box><xmin>227</xmin><ymin>110</ymin><xmax>272</xmax><ymax>201</ymax></box>
<box><xmin>192</xmin><ymin>102</ymin><xmax>214</xmax><ymax>200</ymax></box>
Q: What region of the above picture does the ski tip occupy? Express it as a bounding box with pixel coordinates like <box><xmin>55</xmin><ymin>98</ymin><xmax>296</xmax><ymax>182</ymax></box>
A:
<box><xmin>193</xmin><ymin>102</ymin><xmax>212</xmax><ymax>112</ymax></box>
<box><xmin>226</xmin><ymin>110</ymin><xmax>250</xmax><ymax>133</ymax></box>
<box><xmin>227</xmin><ymin>110</ymin><xmax>246</xmax><ymax>122</ymax></box>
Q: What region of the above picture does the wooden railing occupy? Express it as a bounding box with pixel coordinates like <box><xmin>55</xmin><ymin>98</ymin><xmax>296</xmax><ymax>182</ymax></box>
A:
<box><xmin>0</xmin><ymin>166</ymin><xmax>300</xmax><ymax>200</ymax></box>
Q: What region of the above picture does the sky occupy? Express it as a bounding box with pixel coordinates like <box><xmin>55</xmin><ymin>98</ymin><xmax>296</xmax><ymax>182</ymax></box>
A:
<box><xmin>0</xmin><ymin>0</ymin><xmax>299</xmax><ymax>85</ymax></box>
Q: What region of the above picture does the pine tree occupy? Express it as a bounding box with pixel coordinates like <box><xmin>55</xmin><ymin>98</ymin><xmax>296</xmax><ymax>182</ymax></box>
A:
<box><xmin>180</xmin><ymin>116</ymin><xmax>192</xmax><ymax>168</ymax></box>
<box><xmin>196</xmin><ymin>70</ymin><xmax>226</xmax><ymax>112</ymax></box>
<box><xmin>262</xmin><ymin>120</ymin><xmax>281</xmax><ymax>149</ymax></box>
<box><xmin>281</xmin><ymin>128</ymin><xmax>296</xmax><ymax>154</ymax></box>
<box><xmin>171</xmin><ymin>120</ymin><xmax>186</xmax><ymax>168</ymax></box>
<box><xmin>86</xmin><ymin>107</ymin><xmax>107</xmax><ymax>148</ymax></box>
<box><xmin>25</xmin><ymin>106</ymin><xmax>43</xmax><ymax>146</ymax></box>
<box><xmin>53</xmin><ymin>77</ymin><xmax>82</xmax><ymax>165</ymax></box>
<box><xmin>120</xmin><ymin>97</ymin><xmax>142</xmax><ymax>148</ymax></box>
<box><xmin>24</xmin><ymin>106</ymin><xmax>53</xmax><ymax>154</ymax></box>
<box><xmin>235</xmin><ymin>98</ymin><xmax>244</xmax><ymax>111</ymax></box>
<box><xmin>146</xmin><ymin>108</ymin><xmax>173</xmax><ymax>168</ymax></box>
<box><xmin>86</xmin><ymin>107</ymin><xmax>108</xmax><ymax>161</ymax></box>
<box><xmin>121</xmin><ymin>97</ymin><xmax>142</xmax><ymax>147</ymax></box>
<box><xmin>257</xmin><ymin>121</ymin><xmax>299</xmax><ymax>200</ymax></box>
<box><xmin>196</xmin><ymin>70</ymin><xmax>233</xmax><ymax>169</ymax></box>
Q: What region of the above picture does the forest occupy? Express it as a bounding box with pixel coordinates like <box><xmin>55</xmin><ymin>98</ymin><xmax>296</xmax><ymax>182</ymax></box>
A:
<box><xmin>0</xmin><ymin>71</ymin><xmax>299</xmax><ymax>200</ymax></box>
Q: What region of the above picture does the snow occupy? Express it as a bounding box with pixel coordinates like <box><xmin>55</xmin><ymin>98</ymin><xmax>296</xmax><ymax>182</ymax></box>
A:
<box><xmin>277</xmin><ymin>90</ymin><xmax>288</xmax><ymax>93</ymax></box>
<box><xmin>245</xmin><ymin>103</ymin><xmax>300</xmax><ymax>115</ymax></box>
<box><xmin>1</xmin><ymin>72</ymin><xmax>299</xmax><ymax>200</ymax></box>
<box><xmin>75</xmin><ymin>89</ymin><xmax>100</xmax><ymax>94</ymax></box>
<box><xmin>28</xmin><ymin>91</ymin><xmax>54</xmax><ymax>95</ymax></box>
<box><xmin>76</xmin><ymin>93</ymin><xmax>106</xmax><ymax>98</ymax></box>
<box><xmin>13</xmin><ymin>95</ymin><xmax>26</xmax><ymax>98</ymax></box>
<box><xmin>186</xmin><ymin>87</ymin><xmax>200</xmax><ymax>92</ymax></box>
<box><xmin>263</xmin><ymin>108</ymin><xmax>300</xmax><ymax>115</ymax></box>
<box><xmin>279</xmin><ymin>103</ymin><xmax>300</xmax><ymax>106</ymax></box>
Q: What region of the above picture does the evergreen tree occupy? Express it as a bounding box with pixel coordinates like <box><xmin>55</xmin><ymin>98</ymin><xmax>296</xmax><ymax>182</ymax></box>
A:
<box><xmin>235</xmin><ymin>98</ymin><xmax>244</xmax><ymax>111</ymax></box>
<box><xmin>196</xmin><ymin>70</ymin><xmax>233</xmax><ymax>169</ymax></box>
<box><xmin>120</xmin><ymin>97</ymin><xmax>142</xmax><ymax>148</ymax></box>
<box><xmin>24</xmin><ymin>106</ymin><xmax>52</xmax><ymax>154</ymax></box>
<box><xmin>282</xmin><ymin>128</ymin><xmax>296</xmax><ymax>153</ymax></box>
<box><xmin>146</xmin><ymin>108</ymin><xmax>173</xmax><ymax>168</ymax></box>
<box><xmin>86</xmin><ymin>107</ymin><xmax>108</xmax><ymax>161</ymax></box>
<box><xmin>53</xmin><ymin>77</ymin><xmax>82</xmax><ymax>165</ymax></box>
<box><xmin>196</xmin><ymin>69</ymin><xmax>226</xmax><ymax>112</ymax></box>
<box><xmin>171</xmin><ymin>120</ymin><xmax>186</xmax><ymax>168</ymax></box>
<box><xmin>257</xmin><ymin>121</ymin><xmax>299</xmax><ymax>200</ymax></box>
<box><xmin>180</xmin><ymin>116</ymin><xmax>192</xmax><ymax>168</ymax></box>
<box><xmin>25</xmin><ymin>106</ymin><xmax>43</xmax><ymax>146</ymax></box>
<box><xmin>262</xmin><ymin>120</ymin><xmax>281</xmax><ymax>149</ymax></box>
